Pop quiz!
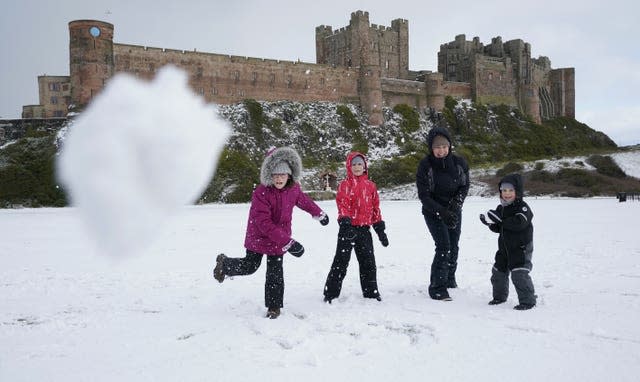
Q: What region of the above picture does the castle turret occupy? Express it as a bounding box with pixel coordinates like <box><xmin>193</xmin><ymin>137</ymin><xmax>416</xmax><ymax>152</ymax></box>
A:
<box><xmin>69</xmin><ymin>20</ymin><xmax>114</xmax><ymax>110</ymax></box>
<box><xmin>425</xmin><ymin>72</ymin><xmax>445</xmax><ymax>111</ymax></box>
<box><xmin>351</xmin><ymin>10</ymin><xmax>383</xmax><ymax>125</ymax></box>
<box><xmin>315</xmin><ymin>25</ymin><xmax>333</xmax><ymax>65</ymax></box>
<box><xmin>391</xmin><ymin>18</ymin><xmax>409</xmax><ymax>79</ymax></box>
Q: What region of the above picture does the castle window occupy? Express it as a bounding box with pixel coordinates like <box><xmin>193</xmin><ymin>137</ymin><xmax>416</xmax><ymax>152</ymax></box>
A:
<box><xmin>320</xmin><ymin>78</ymin><xmax>325</xmax><ymax>86</ymax></box>
<box><xmin>489</xmin><ymin>72</ymin><xmax>493</xmax><ymax>80</ymax></box>
<box><xmin>49</xmin><ymin>83</ymin><xmax>61</xmax><ymax>91</ymax></box>
<box><xmin>233</xmin><ymin>70</ymin><xmax>240</xmax><ymax>83</ymax></box>
<box><xmin>287</xmin><ymin>75</ymin><xmax>293</xmax><ymax>88</ymax></box>
<box><xmin>50</xmin><ymin>96</ymin><xmax>58</xmax><ymax>105</ymax></box>
<box><xmin>89</xmin><ymin>26</ymin><xmax>101</xmax><ymax>37</ymax></box>
<box><xmin>198</xmin><ymin>88</ymin><xmax>204</xmax><ymax>95</ymax></box>
<box><xmin>269</xmin><ymin>73</ymin><xmax>275</xmax><ymax>86</ymax></box>
<box><xmin>62</xmin><ymin>84</ymin><xmax>69</xmax><ymax>91</ymax></box>
<box><xmin>385</xmin><ymin>60</ymin><xmax>389</xmax><ymax>69</ymax></box>
<box><xmin>54</xmin><ymin>111</ymin><xmax>64</xmax><ymax>117</ymax></box>
<box><xmin>212</xmin><ymin>87</ymin><xmax>218</xmax><ymax>95</ymax></box>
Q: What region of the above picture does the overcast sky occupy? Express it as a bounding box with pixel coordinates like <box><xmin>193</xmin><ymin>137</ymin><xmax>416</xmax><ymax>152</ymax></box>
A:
<box><xmin>2</xmin><ymin>0</ymin><xmax>638</xmax><ymax>145</ymax></box>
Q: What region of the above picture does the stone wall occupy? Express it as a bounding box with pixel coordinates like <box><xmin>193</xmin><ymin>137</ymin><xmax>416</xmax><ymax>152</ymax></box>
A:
<box><xmin>113</xmin><ymin>44</ymin><xmax>359</xmax><ymax>106</ymax></box>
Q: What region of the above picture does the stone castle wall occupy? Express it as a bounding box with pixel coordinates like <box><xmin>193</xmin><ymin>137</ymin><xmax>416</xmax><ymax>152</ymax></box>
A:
<box><xmin>26</xmin><ymin>11</ymin><xmax>574</xmax><ymax>125</ymax></box>
<box><xmin>112</xmin><ymin>44</ymin><xmax>359</xmax><ymax>106</ymax></box>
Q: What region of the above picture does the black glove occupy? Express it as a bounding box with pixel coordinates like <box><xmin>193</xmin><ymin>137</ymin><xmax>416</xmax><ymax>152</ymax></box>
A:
<box><xmin>338</xmin><ymin>217</ymin><xmax>356</xmax><ymax>241</ymax></box>
<box><xmin>487</xmin><ymin>209</ymin><xmax>502</xmax><ymax>224</ymax></box>
<box><xmin>287</xmin><ymin>240</ymin><xmax>305</xmax><ymax>257</ymax></box>
<box><xmin>439</xmin><ymin>210</ymin><xmax>459</xmax><ymax>229</ymax></box>
<box><xmin>319</xmin><ymin>212</ymin><xmax>329</xmax><ymax>226</ymax></box>
<box><xmin>479</xmin><ymin>214</ymin><xmax>490</xmax><ymax>226</ymax></box>
<box><xmin>372</xmin><ymin>221</ymin><xmax>389</xmax><ymax>247</ymax></box>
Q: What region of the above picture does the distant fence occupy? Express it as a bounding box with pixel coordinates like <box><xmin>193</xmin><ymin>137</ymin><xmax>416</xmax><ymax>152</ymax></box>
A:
<box><xmin>617</xmin><ymin>192</ymin><xmax>640</xmax><ymax>202</ymax></box>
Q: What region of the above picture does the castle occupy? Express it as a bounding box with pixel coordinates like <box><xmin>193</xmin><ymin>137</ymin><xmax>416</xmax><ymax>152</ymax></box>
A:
<box><xmin>22</xmin><ymin>10</ymin><xmax>574</xmax><ymax>125</ymax></box>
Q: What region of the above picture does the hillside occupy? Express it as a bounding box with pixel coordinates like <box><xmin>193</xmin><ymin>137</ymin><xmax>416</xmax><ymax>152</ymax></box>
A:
<box><xmin>1</xmin><ymin>99</ymin><xmax>637</xmax><ymax>207</ymax></box>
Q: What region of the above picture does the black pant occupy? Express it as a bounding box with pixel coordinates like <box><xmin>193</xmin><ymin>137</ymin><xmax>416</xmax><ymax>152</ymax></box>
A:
<box><xmin>324</xmin><ymin>226</ymin><xmax>380</xmax><ymax>299</ymax></box>
<box><xmin>491</xmin><ymin>242</ymin><xmax>536</xmax><ymax>306</ymax></box>
<box><xmin>222</xmin><ymin>250</ymin><xmax>284</xmax><ymax>309</ymax></box>
<box><xmin>424</xmin><ymin>213</ymin><xmax>461</xmax><ymax>296</ymax></box>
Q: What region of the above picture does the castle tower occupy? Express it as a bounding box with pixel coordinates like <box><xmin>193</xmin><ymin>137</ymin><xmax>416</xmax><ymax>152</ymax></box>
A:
<box><xmin>425</xmin><ymin>72</ymin><xmax>445</xmax><ymax>111</ymax></box>
<box><xmin>391</xmin><ymin>18</ymin><xmax>409</xmax><ymax>79</ymax></box>
<box><xmin>550</xmin><ymin>68</ymin><xmax>575</xmax><ymax>118</ymax></box>
<box><xmin>315</xmin><ymin>25</ymin><xmax>333</xmax><ymax>65</ymax></box>
<box><xmin>350</xmin><ymin>11</ymin><xmax>384</xmax><ymax>125</ymax></box>
<box><xmin>69</xmin><ymin>20</ymin><xmax>114</xmax><ymax>110</ymax></box>
<box><xmin>524</xmin><ymin>84</ymin><xmax>541</xmax><ymax>123</ymax></box>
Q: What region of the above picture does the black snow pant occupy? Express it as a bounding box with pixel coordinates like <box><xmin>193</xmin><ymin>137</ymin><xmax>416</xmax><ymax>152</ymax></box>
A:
<box><xmin>222</xmin><ymin>250</ymin><xmax>284</xmax><ymax>309</ymax></box>
<box><xmin>491</xmin><ymin>242</ymin><xmax>536</xmax><ymax>306</ymax></box>
<box><xmin>323</xmin><ymin>226</ymin><xmax>380</xmax><ymax>300</ymax></box>
<box><xmin>424</xmin><ymin>213</ymin><xmax>461</xmax><ymax>298</ymax></box>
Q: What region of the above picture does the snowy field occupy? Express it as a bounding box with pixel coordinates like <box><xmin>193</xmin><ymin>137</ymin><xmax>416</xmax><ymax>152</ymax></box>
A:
<box><xmin>1</xmin><ymin>197</ymin><xmax>639</xmax><ymax>381</ymax></box>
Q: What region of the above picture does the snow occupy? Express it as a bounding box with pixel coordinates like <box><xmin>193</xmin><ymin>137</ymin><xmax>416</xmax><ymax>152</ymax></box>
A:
<box><xmin>2</xmin><ymin>197</ymin><xmax>640</xmax><ymax>381</ymax></box>
<box><xmin>56</xmin><ymin>66</ymin><xmax>230</xmax><ymax>257</ymax></box>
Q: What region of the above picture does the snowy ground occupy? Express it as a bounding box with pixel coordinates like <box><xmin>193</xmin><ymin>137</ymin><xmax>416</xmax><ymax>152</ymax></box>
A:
<box><xmin>1</xmin><ymin>197</ymin><xmax>639</xmax><ymax>381</ymax></box>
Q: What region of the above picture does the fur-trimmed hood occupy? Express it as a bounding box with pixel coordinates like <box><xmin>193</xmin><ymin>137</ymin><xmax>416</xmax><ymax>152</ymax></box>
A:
<box><xmin>260</xmin><ymin>146</ymin><xmax>303</xmax><ymax>186</ymax></box>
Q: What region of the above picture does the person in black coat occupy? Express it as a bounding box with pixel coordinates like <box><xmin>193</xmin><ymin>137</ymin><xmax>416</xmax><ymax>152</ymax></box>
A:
<box><xmin>416</xmin><ymin>127</ymin><xmax>469</xmax><ymax>301</ymax></box>
<box><xmin>480</xmin><ymin>173</ymin><xmax>537</xmax><ymax>310</ymax></box>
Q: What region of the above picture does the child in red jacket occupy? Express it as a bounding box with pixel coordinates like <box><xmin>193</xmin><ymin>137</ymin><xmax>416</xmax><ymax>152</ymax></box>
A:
<box><xmin>323</xmin><ymin>152</ymin><xmax>389</xmax><ymax>303</ymax></box>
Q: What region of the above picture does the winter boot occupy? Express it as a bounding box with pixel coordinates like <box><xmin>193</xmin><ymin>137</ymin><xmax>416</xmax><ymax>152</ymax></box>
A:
<box><xmin>213</xmin><ymin>253</ymin><xmax>227</xmax><ymax>283</ymax></box>
<box><xmin>447</xmin><ymin>275</ymin><xmax>458</xmax><ymax>289</ymax></box>
<box><xmin>488</xmin><ymin>299</ymin><xmax>506</xmax><ymax>305</ymax></box>
<box><xmin>266</xmin><ymin>307</ymin><xmax>281</xmax><ymax>319</ymax></box>
<box><xmin>429</xmin><ymin>286</ymin><xmax>452</xmax><ymax>301</ymax></box>
<box><xmin>513</xmin><ymin>303</ymin><xmax>535</xmax><ymax>310</ymax></box>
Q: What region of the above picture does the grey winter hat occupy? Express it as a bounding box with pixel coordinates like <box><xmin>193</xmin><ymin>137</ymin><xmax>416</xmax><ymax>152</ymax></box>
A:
<box><xmin>351</xmin><ymin>156</ymin><xmax>365</xmax><ymax>166</ymax></box>
<box><xmin>500</xmin><ymin>182</ymin><xmax>515</xmax><ymax>191</ymax></box>
<box><xmin>432</xmin><ymin>135</ymin><xmax>450</xmax><ymax>148</ymax></box>
<box><xmin>271</xmin><ymin>161</ymin><xmax>292</xmax><ymax>175</ymax></box>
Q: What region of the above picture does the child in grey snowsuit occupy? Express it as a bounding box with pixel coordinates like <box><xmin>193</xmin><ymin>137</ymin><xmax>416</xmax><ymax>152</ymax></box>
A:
<box><xmin>480</xmin><ymin>173</ymin><xmax>537</xmax><ymax>310</ymax></box>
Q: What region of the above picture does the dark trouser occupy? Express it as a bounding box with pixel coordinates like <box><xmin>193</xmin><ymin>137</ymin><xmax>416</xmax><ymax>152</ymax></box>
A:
<box><xmin>222</xmin><ymin>250</ymin><xmax>284</xmax><ymax>309</ymax></box>
<box><xmin>424</xmin><ymin>213</ymin><xmax>461</xmax><ymax>298</ymax></box>
<box><xmin>324</xmin><ymin>226</ymin><xmax>380</xmax><ymax>300</ymax></box>
<box><xmin>491</xmin><ymin>242</ymin><xmax>536</xmax><ymax>306</ymax></box>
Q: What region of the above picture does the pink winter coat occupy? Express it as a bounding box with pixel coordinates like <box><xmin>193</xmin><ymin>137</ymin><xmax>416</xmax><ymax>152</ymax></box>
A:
<box><xmin>244</xmin><ymin>183</ymin><xmax>323</xmax><ymax>256</ymax></box>
<box><xmin>336</xmin><ymin>152</ymin><xmax>383</xmax><ymax>226</ymax></box>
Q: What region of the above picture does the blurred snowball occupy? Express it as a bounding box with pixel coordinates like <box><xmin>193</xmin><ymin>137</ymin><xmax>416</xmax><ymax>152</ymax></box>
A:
<box><xmin>58</xmin><ymin>65</ymin><xmax>230</xmax><ymax>257</ymax></box>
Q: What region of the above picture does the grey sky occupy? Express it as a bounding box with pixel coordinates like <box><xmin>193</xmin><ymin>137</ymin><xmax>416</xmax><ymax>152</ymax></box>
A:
<box><xmin>2</xmin><ymin>0</ymin><xmax>638</xmax><ymax>145</ymax></box>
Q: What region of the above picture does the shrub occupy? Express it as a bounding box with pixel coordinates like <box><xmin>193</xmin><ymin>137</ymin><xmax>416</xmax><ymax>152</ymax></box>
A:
<box><xmin>444</xmin><ymin>96</ymin><xmax>457</xmax><ymax>111</ymax></box>
<box><xmin>0</xmin><ymin>135</ymin><xmax>67</xmax><ymax>207</ymax></box>
<box><xmin>496</xmin><ymin>162</ymin><xmax>523</xmax><ymax>177</ymax></box>
<box><xmin>200</xmin><ymin>148</ymin><xmax>260</xmax><ymax>203</ymax></box>
<box><xmin>392</xmin><ymin>104</ymin><xmax>420</xmax><ymax>134</ymax></box>
<box><xmin>586</xmin><ymin>155</ymin><xmax>626</xmax><ymax>178</ymax></box>
<box><xmin>368</xmin><ymin>154</ymin><xmax>421</xmax><ymax>188</ymax></box>
<box><xmin>557</xmin><ymin>168</ymin><xmax>599</xmax><ymax>188</ymax></box>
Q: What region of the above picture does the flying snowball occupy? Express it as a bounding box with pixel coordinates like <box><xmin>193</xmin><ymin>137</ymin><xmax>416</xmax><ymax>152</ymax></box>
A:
<box><xmin>57</xmin><ymin>65</ymin><xmax>230</xmax><ymax>257</ymax></box>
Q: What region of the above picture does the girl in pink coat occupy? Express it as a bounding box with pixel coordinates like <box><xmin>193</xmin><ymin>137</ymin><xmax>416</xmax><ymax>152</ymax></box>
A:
<box><xmin>213</xmin><ymin>147</ymin><xmax>329</xmax><ymax>319</ymax></box>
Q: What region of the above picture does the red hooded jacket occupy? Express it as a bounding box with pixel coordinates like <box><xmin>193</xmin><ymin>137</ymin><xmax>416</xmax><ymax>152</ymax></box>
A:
<box><xmin>336</xmin><ymin>152</ymin><xmax>383</xmax><ymax>226</ymax></box>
